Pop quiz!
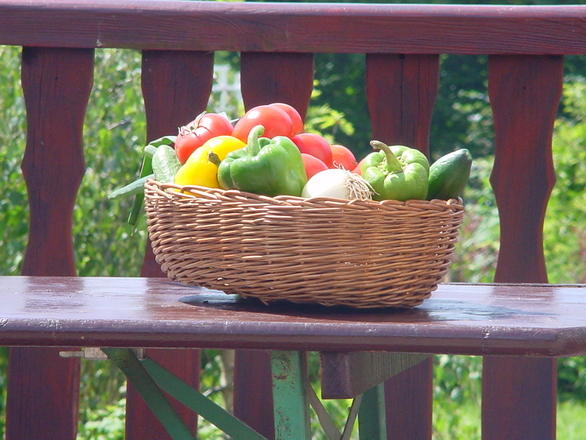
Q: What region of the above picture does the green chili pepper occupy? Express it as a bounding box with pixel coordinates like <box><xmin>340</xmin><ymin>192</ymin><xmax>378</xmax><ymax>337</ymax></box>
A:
<box><xmin>361</xmin><ymin>140</ymin><xmax>430</xmax><ymax>201</ymax></box>
<box><xmin>217</xmin><ymin>125</ymin><xmax>307</xmax><ymax>197</ymax></box>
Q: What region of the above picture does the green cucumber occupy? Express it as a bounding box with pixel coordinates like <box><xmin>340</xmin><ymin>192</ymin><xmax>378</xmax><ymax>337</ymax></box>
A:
<box><xmin>152</xmin><ymin>144</ymin><xmax>181</xmax><ymax>183</ymax></box>
<box><xmin>427</xmin><ymin>149</ymin><xmax>472</xmax><ymax>200</ymax></box>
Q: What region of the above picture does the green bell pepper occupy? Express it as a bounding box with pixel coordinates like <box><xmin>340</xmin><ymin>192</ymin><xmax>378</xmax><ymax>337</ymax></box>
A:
<box><xmin>361</xmin><ymin>140</ymin><xmax>430</xmax><ymax>201</ymax></box>
<box><xmin>217</xmin><ymin>125</ymin><xmax>307</xmax><ymax>197</ymax></box>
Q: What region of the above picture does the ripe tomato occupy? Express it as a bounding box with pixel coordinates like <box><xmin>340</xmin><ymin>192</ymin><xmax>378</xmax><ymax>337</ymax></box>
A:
<box><xmin>175</xmin><ymin>112</ymin><xmax>233</xmax><ymax>164</ymax></box>
<box><xmin>232</xmin><ymin>104</ymin><xmax>294</xmax><ymax>142</ymax></box>
<box><xmin>301</xmin><ymin>153</ymin><xmax>328</xmax><ymax>180</ymax></box>
<box><xmin>270</xmin><ymin>103</ymin><xmax>304</xmax><ymax>135</ymax></box>
<box><xmin>330</xmin><ymin>144</ymin><xmax>358</xmax><ymax>170</ymax></box>
<box><xmin>292</xmin><ymin>133</ymin><xmax>333</xmax><ymax>168</ymax></box>
<box><xmin>352</xmin><ymin>157</ymin><xmax>367</xmax><ymax>175</ymax></box>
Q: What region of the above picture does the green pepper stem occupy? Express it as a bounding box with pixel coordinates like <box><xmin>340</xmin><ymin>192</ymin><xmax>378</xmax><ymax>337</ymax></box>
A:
<box><xmin>246</xmin><ymin>125</ymin><xmax>266</xmax><ymax>156</ymax></box>
<box><xmin>370</xmin><ymin>140</ymin><xmax>404</xmax><ymax>173</ymax></box>
<box><xmin>208</xmin><ymin>151</ymin><xmax>222</xmax><ymax>167</ymax></box>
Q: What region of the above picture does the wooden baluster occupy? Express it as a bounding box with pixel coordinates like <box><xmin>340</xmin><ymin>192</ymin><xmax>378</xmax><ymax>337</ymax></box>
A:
<box><xmin>123</xmin><ymin>50</ymin><xmax>215</xmax><ymax>440</ymax></box>
<box><xmin>366</xmin><ymin>54</ymin><xmax>439</xmax><ymax>156</ymax></box>
<box><xmin>140</xmin><ymin>50</ymin><xmax>214</xmax><ymax>278</ymax></box>
<box><xmin>484</xmin><ymin>54</ymin><xmax>563</xmax><ymax>440</ymax></box>
<box><xmin>489</xmin><ymin>55</ymin><xmax>561</xmax><ymax>283</ymax></box>
<box><xmin>234</xmin><ymin>52</ymin><xmax>314</xmax><ymax>440</ymax></box>
<box><xmin>240</xmin><ymin>52</ymin><xmax>314</xmax><ymax>118</ymax></box>
<box><xmin>7</xmin><ymin>47</ymin><xmax>94</xmax><ymax>440</ymax></box>
<box><xmin>365</xmin><ymin>53</ymin><xmax>440</xmax><ymax>440</ymax></box>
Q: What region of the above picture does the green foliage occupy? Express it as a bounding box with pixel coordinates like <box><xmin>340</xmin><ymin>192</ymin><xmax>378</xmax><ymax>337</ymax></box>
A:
<box><xmin>557</xmin><ymin>400</ymin><xmax>586</xmax><ymax>439</ymax></box>
<box><xmin>433</xmin><ymin>55</ymin><xmax>493</xmax><ymax>160</ymax></box>
<box><xmin>311</xmin><ymin>53</ymin><xmax>369</xmax><ymax>158</ymax></box>
<box><xmin>77</xmin><ymin>48</ymin><xmax>148</xmax><ymax>277</ymax></box>
<box><xmin>0</xmin><ymin>45</ymin><xmax>27</xmax><ymax>275</ymax></box>
<box><xmin>77</xmin><ymin>401</ymin><xmax>125</xmax><ymax>440</ymax></box>
<box><xmin>304</xmin><ymin>88</ymin><xmax>355</xmax><ymax>144</ymax></box>
<box><xmin>432</xmin><ymin>356</ymin><xmax>482</xmax><ymax>440</ymax></box>
<box><xmin>558</xmin><ymin>357</ymin><xmax>586</xmax><ymax>402</ymax></box>
<box><xmin>209</xmin><ymin>52</ymin><xmax>244</xmax><ymax>119</ymax></box>
<box><xmin>544</xmin><ymin>78</ymin><xmax>586</xmax><ymax>284</ymax></box>
<box><xmin>77</xmin><ymin>360</ymin><xmax>126</xmax><ymax>440</ymax></box>
<box><xmin>448</xmin><ymin>155</ymin><xmax>499</xmax><ymax>283</ymax></box>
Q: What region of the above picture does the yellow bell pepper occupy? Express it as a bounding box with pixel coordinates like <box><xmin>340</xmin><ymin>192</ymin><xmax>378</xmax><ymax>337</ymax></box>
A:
<box><xmin>174</xmin><ymin>135</ymin><xmax>246</xmax><ymax>188</ymax></box>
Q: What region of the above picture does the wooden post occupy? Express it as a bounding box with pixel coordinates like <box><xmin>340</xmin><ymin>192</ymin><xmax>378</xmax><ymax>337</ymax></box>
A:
<box><xmin>7</xmin><ymin>46</ymin><xmax>94</xmax><ymax>440</ymax></box>
<box><xmin>484</xmin><ymin>54</ymin><xmax>563</xmax><ymax>440</ymax></box>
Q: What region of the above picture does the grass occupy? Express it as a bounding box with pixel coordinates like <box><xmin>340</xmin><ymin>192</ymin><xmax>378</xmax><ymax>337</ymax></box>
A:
<box><xmin>433</xmin><ymin>399</ymin><xmax>481</xmax><ymax>440</ymax></box>
<box><xmin>432</xmin><ymin>397</ymin><xmax>586</xmax><ymax>440</ymax></box>
<box><xmin>557</xmin><ymin>400</ymin><xmax>586</xmax><ymax>440</ymax></box>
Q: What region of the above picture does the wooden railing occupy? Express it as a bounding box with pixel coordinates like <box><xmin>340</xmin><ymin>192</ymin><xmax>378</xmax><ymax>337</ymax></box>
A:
<box><xmin>1</xmin><ymin>1</ymin><xmax>584</xmax><ymax>439</ymax></box>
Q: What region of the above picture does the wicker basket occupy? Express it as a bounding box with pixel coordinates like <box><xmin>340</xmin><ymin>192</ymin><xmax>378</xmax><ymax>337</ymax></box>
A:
<box><xmin>144</xmin><ymin>179</ymin><xmax>464</xmax><ymax>308</ymax></box>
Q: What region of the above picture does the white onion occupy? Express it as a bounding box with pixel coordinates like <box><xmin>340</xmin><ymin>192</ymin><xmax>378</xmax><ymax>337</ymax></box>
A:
<box><xmin>301</xmin><ymin>168</ymin><xmax>373</xmax><ymax>200</ymax></box>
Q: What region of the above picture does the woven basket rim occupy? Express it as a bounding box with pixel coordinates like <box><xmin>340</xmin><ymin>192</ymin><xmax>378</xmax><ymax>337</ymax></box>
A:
<box><xmin>144</xmin><ymin>178</ymin><xmax>464</xmax><ymax>210</ymax></box>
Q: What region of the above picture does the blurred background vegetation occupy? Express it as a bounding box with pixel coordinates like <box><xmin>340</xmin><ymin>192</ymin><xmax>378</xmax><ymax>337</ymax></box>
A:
<box><xmin>2</xmin><ymin>1</ymin><xmax>586</xmax><ymax>438</ymax></box>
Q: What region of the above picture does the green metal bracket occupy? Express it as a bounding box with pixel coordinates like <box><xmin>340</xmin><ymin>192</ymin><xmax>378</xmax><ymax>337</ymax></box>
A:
<box><xmin>271</xmin><ymin>351</ymin><xmax>387</xmax><ymax>440</ymax></box>
<box><xmin>102</xmin><ymin>348</ymin><xmax>196</xmax><ymax>440</ymax></box>
<box><xmin>141</xmin><ymin>356</ymin><xmax>267</xmax><ymax>440</ymax></box>
<box><xmin>103</xmin><ymin>348</ymin><xmax>267</xmax><ymax>440</ymax></box>
<box><xmin>271</xmin><ymin>351</ymin><xmax>312</xmax><ymax>440</ymax></box>
<box><xmin>358</xmin><ymin>383</ymin><xmax>387</xmax><ymax>440</ymax></box>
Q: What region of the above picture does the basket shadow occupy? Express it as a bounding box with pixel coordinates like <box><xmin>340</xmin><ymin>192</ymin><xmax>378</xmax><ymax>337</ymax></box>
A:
<box><xmin>177</xmin><ymin>286</ymin><xmax>551</xmax><ymax>324</ymax></box>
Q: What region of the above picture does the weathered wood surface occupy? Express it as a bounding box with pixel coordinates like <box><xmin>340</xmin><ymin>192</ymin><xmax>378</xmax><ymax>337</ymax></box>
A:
<box><xmin>2</xmin><ymin>1</ymin><xmax>586</xmax><ymax>54</ymax></box>
<box><xmin>1</xmin><ymin>277</ymin><xmax>586</xmax><ymax>357</ymax></box>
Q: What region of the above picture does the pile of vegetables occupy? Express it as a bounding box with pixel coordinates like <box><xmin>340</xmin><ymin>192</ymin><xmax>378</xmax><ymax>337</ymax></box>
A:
<box><xmin>110</xmin><ymin>102</ymin><xmax>472</xmax><ymax>223</ymax></box>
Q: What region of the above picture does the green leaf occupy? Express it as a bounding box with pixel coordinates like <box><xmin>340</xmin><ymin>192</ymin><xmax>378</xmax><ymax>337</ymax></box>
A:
<box><xmin>148</xmin><ymin>135</ymin><xmax>177</xmax><ymax>148</ymax></box>
<box><xmin>125</xmin><ymin>136</ymin><xmax>177</xmax><ymax>225</ymax></box>
<box><xmin>108</xmin><ymin>174</ymin><xmax>154</xmax><ymax>199</ymax></box>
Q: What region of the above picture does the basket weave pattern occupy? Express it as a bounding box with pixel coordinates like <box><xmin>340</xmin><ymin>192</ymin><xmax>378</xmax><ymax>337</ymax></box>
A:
<box><xmin>144</xmin><ymin>179</ymin><xmax>464</xmax><ymax>308</ymax></box>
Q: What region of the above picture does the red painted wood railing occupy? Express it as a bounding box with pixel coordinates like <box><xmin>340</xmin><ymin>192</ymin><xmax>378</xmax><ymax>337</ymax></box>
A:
<box><xmin>0</xmin><ymin>1</ymin><xmax>583</xmax><ymax>439</ymax></box>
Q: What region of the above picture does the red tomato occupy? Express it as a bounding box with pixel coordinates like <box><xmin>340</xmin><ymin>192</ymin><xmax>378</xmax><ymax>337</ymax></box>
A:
<box><xmin>292</xmin><ymin>133</ymin><xmax>334</xmax><ymax>168</ymax></box>
<box><xmin>232</xmin><ymin>105</ymin><xmax>294</xmax><ymax>142</ymax></box>
<box><xmin>175</xmin><ymin>112</ymin><xmax>233</xmax><ymax>164</ymax></box>
<box><xmin>270</xmin><ymin>103</ymin><xmax>304</xmax><ymax>135</ymax></box>
<box><xmin>352</xmin><ymin>157</ymin><xmax>367</xmax><ymax>175</ymax></box>
<box><xmin>301</xmin><ymin>153</ymin><xmax>329</xmax><ymax>180</ymax></box>
<box><xmin>330</xmin><ymin>144</ymin><xmax>358</xmax><ymax>170</ymax></box>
